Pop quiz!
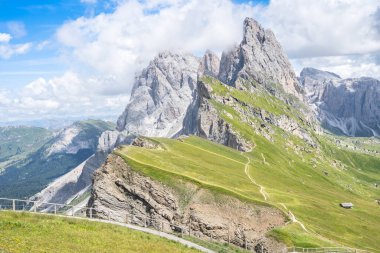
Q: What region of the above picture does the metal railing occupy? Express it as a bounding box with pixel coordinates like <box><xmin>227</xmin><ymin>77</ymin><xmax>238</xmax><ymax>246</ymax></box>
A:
<box><xmin>0</xmin><ymin>198</ymin><xmax>373</xmax><ymax>253</ymax></box>
<box><xmin>286</xmin><ymin>247</ymin><xmax>372</xmax><ymax>253</ymax></box>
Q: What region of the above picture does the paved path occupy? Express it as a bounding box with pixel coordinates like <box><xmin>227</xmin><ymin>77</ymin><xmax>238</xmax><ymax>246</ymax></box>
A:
<box><xmin>6</xmin><ymin>211</ymin><xmax>215</xmax><ymax>253</ymax></box>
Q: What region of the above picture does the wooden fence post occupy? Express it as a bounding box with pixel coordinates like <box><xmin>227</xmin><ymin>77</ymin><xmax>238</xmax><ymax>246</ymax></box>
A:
<box><xmin>12</xmin><ymin>199</ymin><xmax>15</xmax><ymax>211</ymax></box>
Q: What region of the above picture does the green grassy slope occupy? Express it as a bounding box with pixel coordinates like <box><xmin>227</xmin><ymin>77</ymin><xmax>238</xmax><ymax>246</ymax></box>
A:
<box><xmin>0</xmin><ymin>211</ymin><xmax>200</xmax><ymax>253</ymax></box>
<box><xmin>115</xmin><ymin>77</ymin><xmax>380</xmax><ymax>251</ymax></box>
<box><xmin>0</xmin><ymin>127</ymin><xmax>53</xmax><ymax>171</ymax></box>
<box><xmin>116</xmin><ymin>136</ymin><xmax>380</xmax><ymax>251</ymax></box>
<box><xmin>207</xmin><ymin>78</ymin><xmax>380</xmax><ymax>251</ymax></box>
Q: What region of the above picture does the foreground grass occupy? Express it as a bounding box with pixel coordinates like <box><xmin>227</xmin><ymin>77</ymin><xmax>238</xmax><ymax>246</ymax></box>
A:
<box><xmin>0</xmin><ymin>211</ymin><xmax>201</xmax><ymax>253</ymax></box>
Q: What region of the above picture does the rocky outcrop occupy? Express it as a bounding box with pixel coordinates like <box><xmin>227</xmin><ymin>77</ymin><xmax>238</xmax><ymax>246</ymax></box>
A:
<box><xmin>30</xmin><ymin>128</ymin><xmax>131</xmax><ymax>205</ymax></box>
<box><xmin>300</xmin><ymin>68</ymin><xmax>380</xmax><ymax>137</ymax></box>
<box><xmin>89</xmin><ymin>154</ymin><xmax>287</xmax><ymax>252</ymax></box>
<box><xmin>192</xmin><ymin>80</ymin><xmax>253</xmax><ymax>151</ymax></box>
<box><xmin>116</xmin><ymin>52</ymin><xmax>200</xmax><ymax>138</ymax></box>
<box><xmin>219</xmin><ymin>18</ymin><xmax>302</xmax><ymax>99</ymax></box>
<box><xmin>198</xmin><ymin>50</ymin><xmax>220</xmax><ymax>78</ymax></box>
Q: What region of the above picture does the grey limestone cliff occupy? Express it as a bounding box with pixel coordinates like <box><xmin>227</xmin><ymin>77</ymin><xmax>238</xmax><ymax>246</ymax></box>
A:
<box><xmin>219</xmin><ymin>18</ymin><xmax>302</xmax><ymax>99</ymax></box>
<box><xmin>89</xmin><ymin>153</ymin><xmax>286</xmax><ymax>252</ymax></box>
<box><xmin>301</xmin><ymin>67</ymin><xmax>380</xmax><ymax>137</ymax></box>
<box><xmin>116</xmin><ymin>52</ymin><xmax>201</xmax><ymax>138</ymax></box>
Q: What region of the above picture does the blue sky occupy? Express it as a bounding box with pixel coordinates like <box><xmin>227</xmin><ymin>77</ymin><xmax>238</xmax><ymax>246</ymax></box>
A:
<box><xmin>0</xmin><ymin>0</ymin><xmax>106</xmax><ymax>90</ymax></box>
<box><xmin>0</xmin><ymin>0</ymin><xmax>379</xmax><ymax>124</ymax></box>
<box><xmin>0</xmin><ymin>0</ymin><xmax>268</xmax><ymax>90</ymax></box>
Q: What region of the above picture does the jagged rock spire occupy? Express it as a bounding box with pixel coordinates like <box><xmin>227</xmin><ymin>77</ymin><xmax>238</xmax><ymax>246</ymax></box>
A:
<box><xmin>219</xmin><ymin>17</ymin><xmax>302</xmax><ymax>99</ymax></box>
<box><xmin>198</xmin><ymin>50</ymin><xmax>220</xmax><ymax>78</ymax></box>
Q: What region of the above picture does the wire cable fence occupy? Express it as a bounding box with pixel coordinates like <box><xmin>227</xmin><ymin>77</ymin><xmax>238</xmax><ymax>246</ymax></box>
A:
<box><xmin>0</xmin><ymin>198</ymin><xmax>372</xmax><ymax>253</ymax></box>
<box><xmin>286</xmin><ymin>247</ymin><xmax>372</xmax><ymax>253</ymax></box>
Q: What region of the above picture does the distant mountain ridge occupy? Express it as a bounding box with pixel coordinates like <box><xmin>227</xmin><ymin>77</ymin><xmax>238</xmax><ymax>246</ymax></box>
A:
<box><xmin>300</xmin><ymin>67</ymin><xmax>380</xmax><ymax>137</ymax></box>
<box><xmin>0</xmin><ymin>120</ymin><xmax>114</xmax><ymax>199</ymax></box>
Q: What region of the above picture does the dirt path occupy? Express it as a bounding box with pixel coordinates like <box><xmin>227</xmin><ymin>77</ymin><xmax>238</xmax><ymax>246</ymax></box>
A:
<box><xmin>280</xmin><ymin>203</ymin><xmax>308</xmax><ymax>232</ymax></box>
<box><xmin>243</xmin><ymin>155</ymin><xmax>307</xmax><ymax>232</ymax></box>
<box><xmin>243</xmin><ymin>156</ymin><xmax>269</xmax><ymax>201</ymax></box>
<box><xmin>261</xmin><ymin>153</ymin><xmax>269</xmax><ymax>165</ymax></box>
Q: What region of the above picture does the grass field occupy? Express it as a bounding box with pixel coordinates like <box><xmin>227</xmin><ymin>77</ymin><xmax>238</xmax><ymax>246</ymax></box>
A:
<box><xmin>115</xmin><ymin>77</ymin><xmax>380</xmax><ymax>252</ymax></box>
<box><xmin>0</xmin><ymin>211</ymin><xmax>201</xmax><ymax>253</ymax></box>
<box><xmin>117</xmin><ymin>135</ymin><xmax>380</xmax><ymax>251</ymax></box>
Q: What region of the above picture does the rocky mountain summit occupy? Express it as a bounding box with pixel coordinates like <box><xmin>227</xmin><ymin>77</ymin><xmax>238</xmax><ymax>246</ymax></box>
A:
<box><xmin>300</xmin><ymin>67</ymin><xmax>380</xmax><ymax>137</ymax></box>
<box><xmin>219</xmin><ymin>18</ymin><xmax>302</xmax><ymax>99</ymax></box>
<box><xmin>116</xmin><ymin>52</ymin><xmax>200</xmax><ymax>137</ymax></box>
<box><xmin>116</xmin><ymin>18</ymin><xmax>306</xmax><ymax>143</ymax></box>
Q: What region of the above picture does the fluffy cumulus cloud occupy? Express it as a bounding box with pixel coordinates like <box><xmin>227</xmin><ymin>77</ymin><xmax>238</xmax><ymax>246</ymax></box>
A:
<box><xmin>56</xmin><ymin>0</ymin><xmax>255</xmax><ymax>92</ymax></box>
<box><xmin>255</xmin><ymin>0</ymin><xmax>380</xmax><ymax>58</ymax></box>
<box><xmin>56</xmin><ymin>0</ymin><xmax>380</xmax><ymax>85</ymax></box>
<box><xmin>0</xmin><ymin>72</ymin><xmax>130</xmax><ymax>122</ymax></box>
<box><xmin>3</xmin><ymin>0</ymin><xmax>380</xmax><ymax>122</ymax></box>
<box><xmin>0</xmin><ymin>30</ymin><xmax>31</xmax><ymax>59</ymax></box>
<box><xmin>254</xmin><ymin>0</ymin><xmax>380</xmax><ymax>77</ymax></box>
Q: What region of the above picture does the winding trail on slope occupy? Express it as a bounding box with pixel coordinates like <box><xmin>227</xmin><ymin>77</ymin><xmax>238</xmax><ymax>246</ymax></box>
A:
<box><xmin>243</xmin><ymin>156</ymin><xmax>269</xmax><ymax>201</ymax></box>
<box><xmin>280</xmin><ymin>203</ymin><xmax>308</xmax><ymax>232</ymax></box>
<box><xmin>242</xmin><ymin>153</ymin><xmax>308</xmax><ymax>232</ymax></box>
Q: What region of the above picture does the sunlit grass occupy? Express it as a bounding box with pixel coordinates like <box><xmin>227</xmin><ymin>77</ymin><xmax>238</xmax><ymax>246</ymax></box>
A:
<box><xmin>0</xmin><ymin>211</ymin><xmax>201</xmax><ymax>253</ymax></box>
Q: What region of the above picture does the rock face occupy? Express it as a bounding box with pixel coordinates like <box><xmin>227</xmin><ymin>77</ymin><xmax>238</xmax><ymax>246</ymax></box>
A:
<box><xmin>31</xmin><ymin>130</ymin><xmax>133</xmax><ymax>206</ymax></box>
<box><xmin>198</xmin><ymin>50</ymin><xmax>220</xmax><ymax>78</ymax></box>
<box><xmin>116</xmin><ymin>52</ymin><xmax>200</xmax><ymax>137</ymax></box>
<box><xmin>187</xmin><ymin>80</ymin><xmax>253</xmax><ymax>151</ymax></box>
<box><xmin>89</xmin><ymin>153</ymin><xmax>286</xmax><ymax>252</ymax></box>
<box><xmin>300</xmin><ymin>68</ymin><xmax>380</xmax><ymax>137</ymax></box>
<box><xmin>219</xmin><ymin>18</ymin><xmax>302</xmax><ymax>99</ymax></box>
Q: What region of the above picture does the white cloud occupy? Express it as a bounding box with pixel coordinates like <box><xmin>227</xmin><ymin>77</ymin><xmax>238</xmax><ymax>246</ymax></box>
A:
<box><xmin>0</xmin><ymin>42</ymin><xmax>32</xmax><ymax>59</ymax></box>
<box><xmin>7</xmin><ymin>21</ymin><xmax>27</xmax><ymax>38</ymax></box>
<box><xmin>291</xmin><ymin>54</ymin><xmax>380</xmax><ymax>80</ymax></box>
<box><xmin>36</xmin><ymin>40</ymin><xmax>50</xmax><ymax>51</ymax></box>
<box><xmin>0</xmin><ymin>33</ymin><xmax>12</xmax><ymax>43</ymax></box>
<box><xmin>4</xmin><ymin>0</ymin><xmax>380</xmax><ymax>122</ymax></box>
<box><xmin>0</xmin><ymin>89</ymin><xmax>12</xmax><ymax>106</ymax></box>
<box><xmin>253</xmin><ymin>0</ymin><xmax>380</xmax><ymax>58</ymax></box>
<box><xmin>81</xmin><ymin>0</ymin><xmax>97</xmax><ymax>4</ymax></box>
<box><xmin>0</xmin><ymin>72</ymin><xmax>130</xmax><ymax>121</ymax></box>
<box><xmin>0</xmin><ymin>28</ymin><xmax>31</xmax><ymax>59</ymax></box>
<box><xmin>57</xmin><ymin>0</ymin><xmax>255</xmax><ymax>94</ymax></box>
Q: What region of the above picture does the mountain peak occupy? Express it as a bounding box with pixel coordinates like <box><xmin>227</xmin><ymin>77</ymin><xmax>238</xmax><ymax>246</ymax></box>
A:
<box><xmin>219</xmin><ymin>17</ymin><xmax>302</xmax><ymax>99</ymax></box>
<box><xmin>243</xmin><ymin>17</ymin><xmax>266</xmax><ymax>44</ymax></box>
<box><xmin>300</xmin><ymin>67</ymin><xmax>341</xmax><ymax>82</ymax></box>
<box><xmin>199</xmin><ymin>50</ymin><xmax>220</xmax><ymax>78</ymax></box>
